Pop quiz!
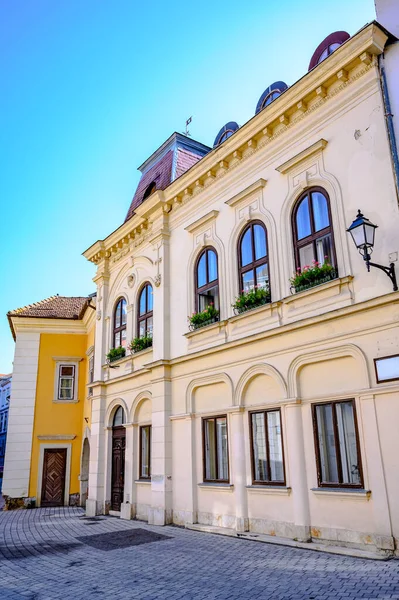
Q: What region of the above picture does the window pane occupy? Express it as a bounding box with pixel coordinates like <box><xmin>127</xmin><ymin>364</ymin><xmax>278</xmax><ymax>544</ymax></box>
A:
<box><xmin>121</xmin><ymin>329</ymin><xmax>127</xmax><ymax>348</ymax></box>
<box><xmin>147</xmin><ymin>285</ymin><xmax>153</xmax><ymax>312</ymax></box>
<box><xmin>318</xmin><ymin>47</ymin><xmax>329</xmax><ymax>63</ymax></box>
<box><xmin>59</xmin><ymin>387</ymin><xmax>72</xmax><ymax>399</ymax></box>
<box><xmin>316</xmin><ymin>404</ymin><xmax>339</xmax><ymax>483</ymax></box>
<box><xmin>316</xmin><ymin>234</ymin><xmax>333</xmax><ymax>266</ymax></box>
<box><xmin>256</xmin><ymin>264</ymin><xmax>269</xmax><ymax>290</ymax></box>
<box><xmin>139</xmin><ymin>320</ymin><xmax>146</xmax><ymax>338</ymax></box>
<box><xmin>205</xmin><ymin>419</ymin><xmax>217</xmax><ymax>480</ymax></box>
<box><xmin>375</xmin><ymin>356</ymin><xmax>399</xmax><ymax>382</ymax></box>
<box><xmin>216</xmin><ymin>417</ymin><xmax>228</xmax><ymax>480</ymax></box>
<box><xmin>141</xmin><ymin>426</ymin><xmax>151</xmax><ymax>478</ymax></box>
<box><xmin>146</xmin><ymin>316</ymin><xmax>153</xmax><ymax>337</ymax></box>
<box><xmin>252</xmin><ymin>413</ymin><xmax>267</xmax><ymax>481</ymax></box>
<box><xmin>299</xmin><ymin>243</ymin><xmax>314</xmax><ymax>268</ymax></box>
<box><xmin>241</xmin><ymin>228</ymin><xmax>253</xmax><ymax>266</ymax></box>
<box><xmin>115</xmin><ymin>301</ymin><xmax>121</xmax><ymax>328</ymax></box>
<box><xmin>198</xmin><ymin>286</ymin><xmax>219</xmax><ymax>312</ymax></box>
<box><xmin>121</xmin><ymin>299</ymin><xmax>127</xmax><ymax>325</ymax></box>
<box><xmin>296</xmin><ymin>197</ymin><xmax>311</xmax><ymax>240</ymax></box>
<box><xmin>254</xmin><ymin>225</ymin><xmax>267</xmax><ymax>260</ymax></box>
<box><xmin>114</xmin><ymin>331</ymin><xmax>121</xmax><ymax>348</ymax></box>
<box><xmin>242</xmin><ymin>270</ymin><xmax>255</xmax><ymax>293</ymax></box>
<box><xmin>113</xmin><ymin>406</ymin><xmax>124</xmax><ymax>426</ymax></box>
<box><xmin>312</xmin><ymin>192</ymin><xmax>330</xmax><ymax>232</ymax></box>
<box><xmin>329</xmin><ymin>42</ymin><xmax>341</xmax><ymax>53</ymax></box>
<box><xmin>139</xmin><ymin>289</ymin><xmax>146</xmax><ymax>316</ymax></box>
<box><xmin>60</xmin><ymin>366</ymin><xmax>74</xmax><ymax>377</ymax></box>
<box><xmin>267</xmin><ymin>411</ymin><xmax>284</xmax><ymax>481</ymax></box>
<box><xmin>60</xmin><ymin>378</ymin><xmax>73</xmax><ymax>388</ymax></box>
<box><xmin>197</xmin><ymin>253</ymin><xmax>207</xmax><ymax>288</ymax></box>
<box><xmin>336</xmin><ymin>402</ymin><xmax>361</xmax><ymax>485</ymax></box>
<box><xmin>208</xmin><ymin>250</ymin><xmax>218</xmax><ymax>283</ymax></box>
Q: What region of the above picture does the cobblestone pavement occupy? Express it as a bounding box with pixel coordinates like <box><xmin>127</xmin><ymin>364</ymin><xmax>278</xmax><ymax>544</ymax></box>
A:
<box><xmin>0</xmin><ymin>508</ymin><xmax>399</xmax><ymax>600</ymax></box>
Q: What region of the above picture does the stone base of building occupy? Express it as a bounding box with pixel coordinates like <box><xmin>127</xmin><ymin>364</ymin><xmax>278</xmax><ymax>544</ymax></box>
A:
<box><xmin>148</xmin><ymin>507</ymin><xmax>173</xmax><ymax>526</ymax></box>
<box><xmin>3</xmin><ymin>496</ymin><xmax>36</xmax><ymax>510</ymax></box>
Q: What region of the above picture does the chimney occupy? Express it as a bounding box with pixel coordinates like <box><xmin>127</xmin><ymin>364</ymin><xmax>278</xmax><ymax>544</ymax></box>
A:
<box><xmin>375</xmin><ymin>0</ymin><xmax>399</xmax><ymax>38</ymax></box>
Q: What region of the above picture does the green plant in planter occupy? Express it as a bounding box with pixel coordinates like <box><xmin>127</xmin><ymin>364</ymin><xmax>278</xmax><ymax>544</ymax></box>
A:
<box><xmin>232</xmin><ymin>285</ymin><xmax>271</xmax><ymax>314</ymax></box>
<box><xmin>188</xmin><ymin>304</ymin><xmax>219</xmax><ymax>330</ymax></box>
<box><xmin>106</xmin><ymin>346</ymin><xmax>126</xmax><ymax>363</ymax></box>
<box><xmin>290</xmin><ymin>260</ymin><xmax>337</xmax><ymax>292</ymax></box>
<box><xmin>129</xmin><ymin>336</ymin><xmax>153</xmax><ymax>354</ymax></box>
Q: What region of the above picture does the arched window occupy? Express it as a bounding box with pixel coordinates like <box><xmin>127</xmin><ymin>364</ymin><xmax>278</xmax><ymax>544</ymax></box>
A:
<box><xmin>113</xmin><ymin>406</ymin><xmax>125</xmax><ymax>427</ymax></box>
<box><xmin>261</xmin><ymin>89</ymin><xmax>282</xmax><ymax>109</ymax></box>
<box><xmin>138</xmin><ymin>283</ymin><xmax>153</xmax><ymax>338</ymax></box>
<box><xmin>195</xmin><ymin>248</ymin><xmax>219</xmax><ymax>312</ymax></box>
<box><xmin>143</xmin><ymin>181</ymin><xmax>156</xmax><ymax>201</ymax></box>
<box><xmin>308</xmin><ymin>31</ymin><xmax>350</xmax><ymax>71</ymax></box>
<box><xmin>213</xmin><ymin>122</ymin><xmax>239</xmax><ymax>148</ymax></box>
<box><xmin>292</xmin><ymin>187</ymin><xmax>336</xmax><ymax>270</ymax></box>
<box><xmin>317</xmin><ymin>42</ymin><xmax>342</xmax><ymax>64</ymax></box>
<box><xmin>113</xmin><ymin>298</ymin><xmax>127</xmax><ymax>348</ymax></box>
<box><xmin>255</xmin><ymin>82</ymin><xmax>288</xmax><ymax>115</ymax></box>
<box><xmin>238</xmin><ymin>221</ymin><xmax>269</xmax><ymax>293</ymax></box>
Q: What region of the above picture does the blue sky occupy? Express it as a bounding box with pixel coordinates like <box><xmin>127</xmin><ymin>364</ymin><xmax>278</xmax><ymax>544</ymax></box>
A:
<box><xmin>0</xmin><ymin>0</ymin><xmax>376</xmax><ymax>372</ymax></box>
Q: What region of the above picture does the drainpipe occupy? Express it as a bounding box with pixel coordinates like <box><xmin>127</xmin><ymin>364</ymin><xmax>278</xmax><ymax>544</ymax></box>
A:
<box><xmin>379</xmin><ymin>52</ymin><xmax>399</xmax><ymax>201</ymax></box>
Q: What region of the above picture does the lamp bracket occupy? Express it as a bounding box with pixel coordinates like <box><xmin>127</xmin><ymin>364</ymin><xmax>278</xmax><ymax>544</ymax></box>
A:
<box><xmin>366</xmin><ymin>259</ymin><xmax>398</xmax><ymax>291</ymax></box>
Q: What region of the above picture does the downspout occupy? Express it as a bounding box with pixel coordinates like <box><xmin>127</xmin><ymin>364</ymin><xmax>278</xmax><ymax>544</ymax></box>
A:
<box><xmin>379</xmin><ymin>52</ymin><xmax>399</xmax><ymax>201</ymax></box>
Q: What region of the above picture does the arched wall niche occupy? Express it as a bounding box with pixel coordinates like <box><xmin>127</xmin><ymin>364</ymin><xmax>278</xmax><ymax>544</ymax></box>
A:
<box><xmin>235</xmin><ymin>364</ymin><xmax>288</xmax><ymax>407</ymax></box>
<box><xmin>186</xmin><ymin>373</ymin><xmax>234</xmax><ymax>414</ymax></box>
<box><xmin>131</xmin><ymin>390</ymin><xmax>153</xmax><ymax>423</ymax></box>
<box><xmin>288</xmin><ymin>344</ymin><xmax>370</xmax><ymax>398</ymax></box>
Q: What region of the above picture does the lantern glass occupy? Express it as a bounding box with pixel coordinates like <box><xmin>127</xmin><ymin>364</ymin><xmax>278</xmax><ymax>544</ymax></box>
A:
<box><xmin>349</xmin><ymin>224</ymin><xmax>366</xmax><ymax>249</ymax></box>
<box><xmin>364</xmin><ymin>222</ymin><xmax>376</xmax><ymax>246</ymax></box>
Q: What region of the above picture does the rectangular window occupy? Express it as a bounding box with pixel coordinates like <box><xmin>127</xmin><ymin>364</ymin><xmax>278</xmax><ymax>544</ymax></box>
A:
<box><xmin>313</xmin><ymin>400</ymin><xmax>363</xmax><ymax>488</ymax></box>
<box><xmin>89</xmin><ymin>355</ymin><xmax>94</xmax><ymax>384</ymax></box>
<box><xmin>250</xmin><ymin>409</ymin><xmax>285</xmax><ymax>485</ymax></box>
<box><xmin>58</xmin><ymin>365</ymin><xmax>75</xmax><ymax>400</ymax></box>
<box><xmin>203</xmin><ymin>416</ymin><xmax>229</xmax><ymax>482</ymax></box>
<box><xmin>139</xmin><ymin>425</ymin><xmax>151</xmax><ymax>479</ymax></box>
<box><xmin>374</xmin><ymin>354</ymin><xmax>399</xmax><ymax>383</ymax></box>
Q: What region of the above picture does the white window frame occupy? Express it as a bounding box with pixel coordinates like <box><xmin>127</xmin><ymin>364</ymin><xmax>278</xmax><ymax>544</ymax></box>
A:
<box><xmin>52</xmin><ymin>357</ymin><xmax>82</xmax><ymax>403</ymax></box>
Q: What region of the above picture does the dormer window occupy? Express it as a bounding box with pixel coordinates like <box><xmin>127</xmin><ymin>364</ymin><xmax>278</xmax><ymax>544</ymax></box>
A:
<box><xmin>213</xmin><ymin>122</ymin><xmax>239</xmax><ymax>147</ymax></box>
<box><xmin>255</xmin><ymin>82</ymin><xmax>288</xmax><ymax>115</ymax></box>
<box><xmin>308</xmin><ymin>31</ymin><xmax>350</xmax><ymax>71</ymax></box>
<box><xmin>142</xmin><ymin>181</ymin><xmax>156</xmax><ymax>201</ymax></box>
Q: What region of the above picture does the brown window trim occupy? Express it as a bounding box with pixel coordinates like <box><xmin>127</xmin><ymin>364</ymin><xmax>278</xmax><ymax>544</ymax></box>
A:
<box><xmin>139</xmin><ymin>424</ymin><xmax>151</xmax><ymax>480</ymax></box>
<box><xmin>374</xmin><ymin>354</ymin><xmax>399</xmax><ymax>384</ymax></box>
<box><xmin>249</xmin><ymin>408</ymin><xmax>286</xmax><ymax>486</ymax></box>
<box><xmin>292</xmin><ymin>187</ymin><xmax>337</xmax><ymax>271</ymax></box>
<box><xmin>312</xmin><ymin>399</ymin><xmax>364</xmax><ymax>489</ymax></box>
<box><xmin>194</xmin><ymin>247</ymin><xmax>219</xmax><ymax>313</ymax></box>
<box><xmin>137</xmin><ymin>283</ymin><xmax>153</xmax><ymax>339</ymax></box>
<box><xmin>237</xmin><ymin>220</ymin><xmax>270</xmax><ymax>293</ymax></box>
<box><xmin>202</xmin><ymin>415</ymin><xmax>230</xmax><ymax>484</ymax></box>
<box><xmin>113</xmin><ymin>297</ymin><xmax>127</xmax><ymax>349</ymax></box>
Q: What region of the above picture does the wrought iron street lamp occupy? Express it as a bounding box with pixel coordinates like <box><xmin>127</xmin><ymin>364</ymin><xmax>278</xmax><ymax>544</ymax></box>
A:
<box><xmin>347</xmin><ymin>210</ymin><xmax>397</xmax><ymax>291</ymax></box>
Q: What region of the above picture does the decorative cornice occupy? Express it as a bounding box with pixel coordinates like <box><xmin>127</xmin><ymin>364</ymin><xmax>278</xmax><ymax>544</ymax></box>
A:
<box><xmin>37</xmin><ymin>435</ymin><xmax>76</xmax><ymax>440</ymax></box>
<box><xmin>275</xmin><ymin>139</ymin><xmax>328</xmax><ymax>174</ymax></box>
<box><xmin>225</xmin><ymin>178</ymin><xmax>267</xmax><ymax>207</ymax></box>
<box><xmin>52</xmin><ymin>356</ymin><xmax>84</xmax><ymax>362</ymax></box>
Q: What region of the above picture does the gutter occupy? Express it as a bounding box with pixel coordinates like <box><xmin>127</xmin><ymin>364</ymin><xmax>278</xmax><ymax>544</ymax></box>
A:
<box><xmin>379</xmin><ymin>52</ymin><xmax>399</xmax><ymax>200</ymax></box>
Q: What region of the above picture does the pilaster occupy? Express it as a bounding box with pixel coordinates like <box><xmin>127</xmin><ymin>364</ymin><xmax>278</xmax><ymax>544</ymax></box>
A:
<box><xmin>230</xmin><ymin>408</ymin><xmax>249</xmax><ymax>532</ymax></box>
<box><xmin>86</xmin><ymin>392</ymin><xmax>107</xmax><ymax>516</ymax></box>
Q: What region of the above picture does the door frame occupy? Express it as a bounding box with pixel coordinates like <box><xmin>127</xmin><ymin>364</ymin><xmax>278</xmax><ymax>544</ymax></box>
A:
<box><xmin>36</xmin><ymin>443</ymin><xmax>72</xmax><ymax>507</ymax></box>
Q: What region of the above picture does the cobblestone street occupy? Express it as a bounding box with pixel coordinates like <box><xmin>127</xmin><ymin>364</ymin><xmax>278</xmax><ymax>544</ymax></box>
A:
<box><xmin>0</xmin><ymin>507</ymin><xmax>399</xmax><ymax>600</ymax></box>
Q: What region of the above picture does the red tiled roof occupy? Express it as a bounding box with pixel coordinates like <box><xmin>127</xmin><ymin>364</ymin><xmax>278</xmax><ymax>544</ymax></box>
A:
<box><xmin>8</xmin><ymin>295</ymin><xmax>89</xmax><ymax>319</ymax></box>
<box><xmin>175</xmin><ymin>147</ymin><xmax>203</xmax><ymax>180</ymax></box>
<box><xmin>124</xmin><ymin>150</ymin><xmax>174</xmax><ymax>222</ymax></box>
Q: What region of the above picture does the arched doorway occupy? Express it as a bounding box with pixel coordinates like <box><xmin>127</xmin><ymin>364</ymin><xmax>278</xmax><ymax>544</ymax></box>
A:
<box><xmin>111</xmin><ymin>406</ymin><xmax>125</xmax><ymax>511</ymax></box>
<box><xmin>80</xmin><ymin>438</ymin><xmax>90</xmax><ymax>507</ymax></box>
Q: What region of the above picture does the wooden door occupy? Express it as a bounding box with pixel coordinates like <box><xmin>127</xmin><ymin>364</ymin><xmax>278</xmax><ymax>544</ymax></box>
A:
<box><xmin>41</xmin><ymin>448</ymin><xmax>67</xmax><ymax>507</ymax></box>
<box><xmin>111</xmin><ymin>427</ymin><xmax>125</xmax><ymax>511</ymax></box>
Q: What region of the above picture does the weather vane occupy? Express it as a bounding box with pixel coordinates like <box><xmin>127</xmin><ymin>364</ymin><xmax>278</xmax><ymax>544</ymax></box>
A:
<box><xmin>184</xmin><ymin>116</ymin><xmax>192</xmax><ymax>137</ymax></box>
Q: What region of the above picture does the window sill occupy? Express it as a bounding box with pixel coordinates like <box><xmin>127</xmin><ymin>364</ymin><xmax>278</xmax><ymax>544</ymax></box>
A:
<box><xmin>185</xmin><ymin>319</ymin><xmax>227</xmax><ymax>339</ymax></box>
<box><xmin>53</xmin><ymin>398</ymin><xmax>79</xmax><ymax>404</ymax></box>
<box><xmin>246</xmin><ymin>485</ymin><xmax>292</xmax><ymax>496</ymax></box>
<box><xmin>311</xmin><ymin>487</ymin><xmax>371</xmax><ymax>501</ymax></box>
<box><xmin>198</xmin><ymin>482</ymin><xmax>234</xmax><ymax>492</ymax></box>
<box><xmin>134</xmin><ymin>479</ymin><xmax>151</xmax><ymax>485</ymax></box>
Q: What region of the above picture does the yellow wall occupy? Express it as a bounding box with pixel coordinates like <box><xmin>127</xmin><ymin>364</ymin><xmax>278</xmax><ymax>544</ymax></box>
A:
<box><xmin>29</xmin><ymin>333</ymin><xmax>88</xmax><ymax>499</ymax></box>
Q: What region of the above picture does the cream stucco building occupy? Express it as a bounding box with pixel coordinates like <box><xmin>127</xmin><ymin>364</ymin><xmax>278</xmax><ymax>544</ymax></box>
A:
<box><xmin>4</xmin><ymin>13</ymin><xmax>399</xmax><ymax>557</ymax></box>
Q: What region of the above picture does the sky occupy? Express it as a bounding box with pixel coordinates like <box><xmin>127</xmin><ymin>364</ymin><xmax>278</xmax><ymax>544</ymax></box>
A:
<box><xmin>0</xmin><ymin>0</ymin><xmax>376</xmax><ymax>373</ymax></box>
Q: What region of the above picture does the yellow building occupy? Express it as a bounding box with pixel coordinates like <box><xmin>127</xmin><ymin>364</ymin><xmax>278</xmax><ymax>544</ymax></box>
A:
<box><xmin>4</xmin><ymin>296</ymin><xmax>95</xmax><ymax>508</ymax></box>
<box><xmin>4</xmin><ymin>18</ymin><xmax>399</xmax><ymax>557</ymax></box>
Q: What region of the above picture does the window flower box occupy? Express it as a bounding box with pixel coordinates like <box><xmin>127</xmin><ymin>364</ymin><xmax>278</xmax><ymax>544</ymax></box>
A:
<box><xmin>129</xmin><ymin>336</ymin><xmax>153</xmax><ymax>354</ymax></box>
<box><xmin>106</xmin><ymin>346</ymin><xmax>126</xmax><ymax>363</ymax></box>
<box><xmin>290</xmin><ymin>262</ymin><xmax>337</xmax><ymax>294</ymax></box>
<box><xmin>232</xmin><ymin>286</ymin><xmax>271</xmax><ymax>315</ymax></box>
<box><xmin>188</xmin><ymin>305</ymin><xmax>219</xmax><ymax>331</ymax></box>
